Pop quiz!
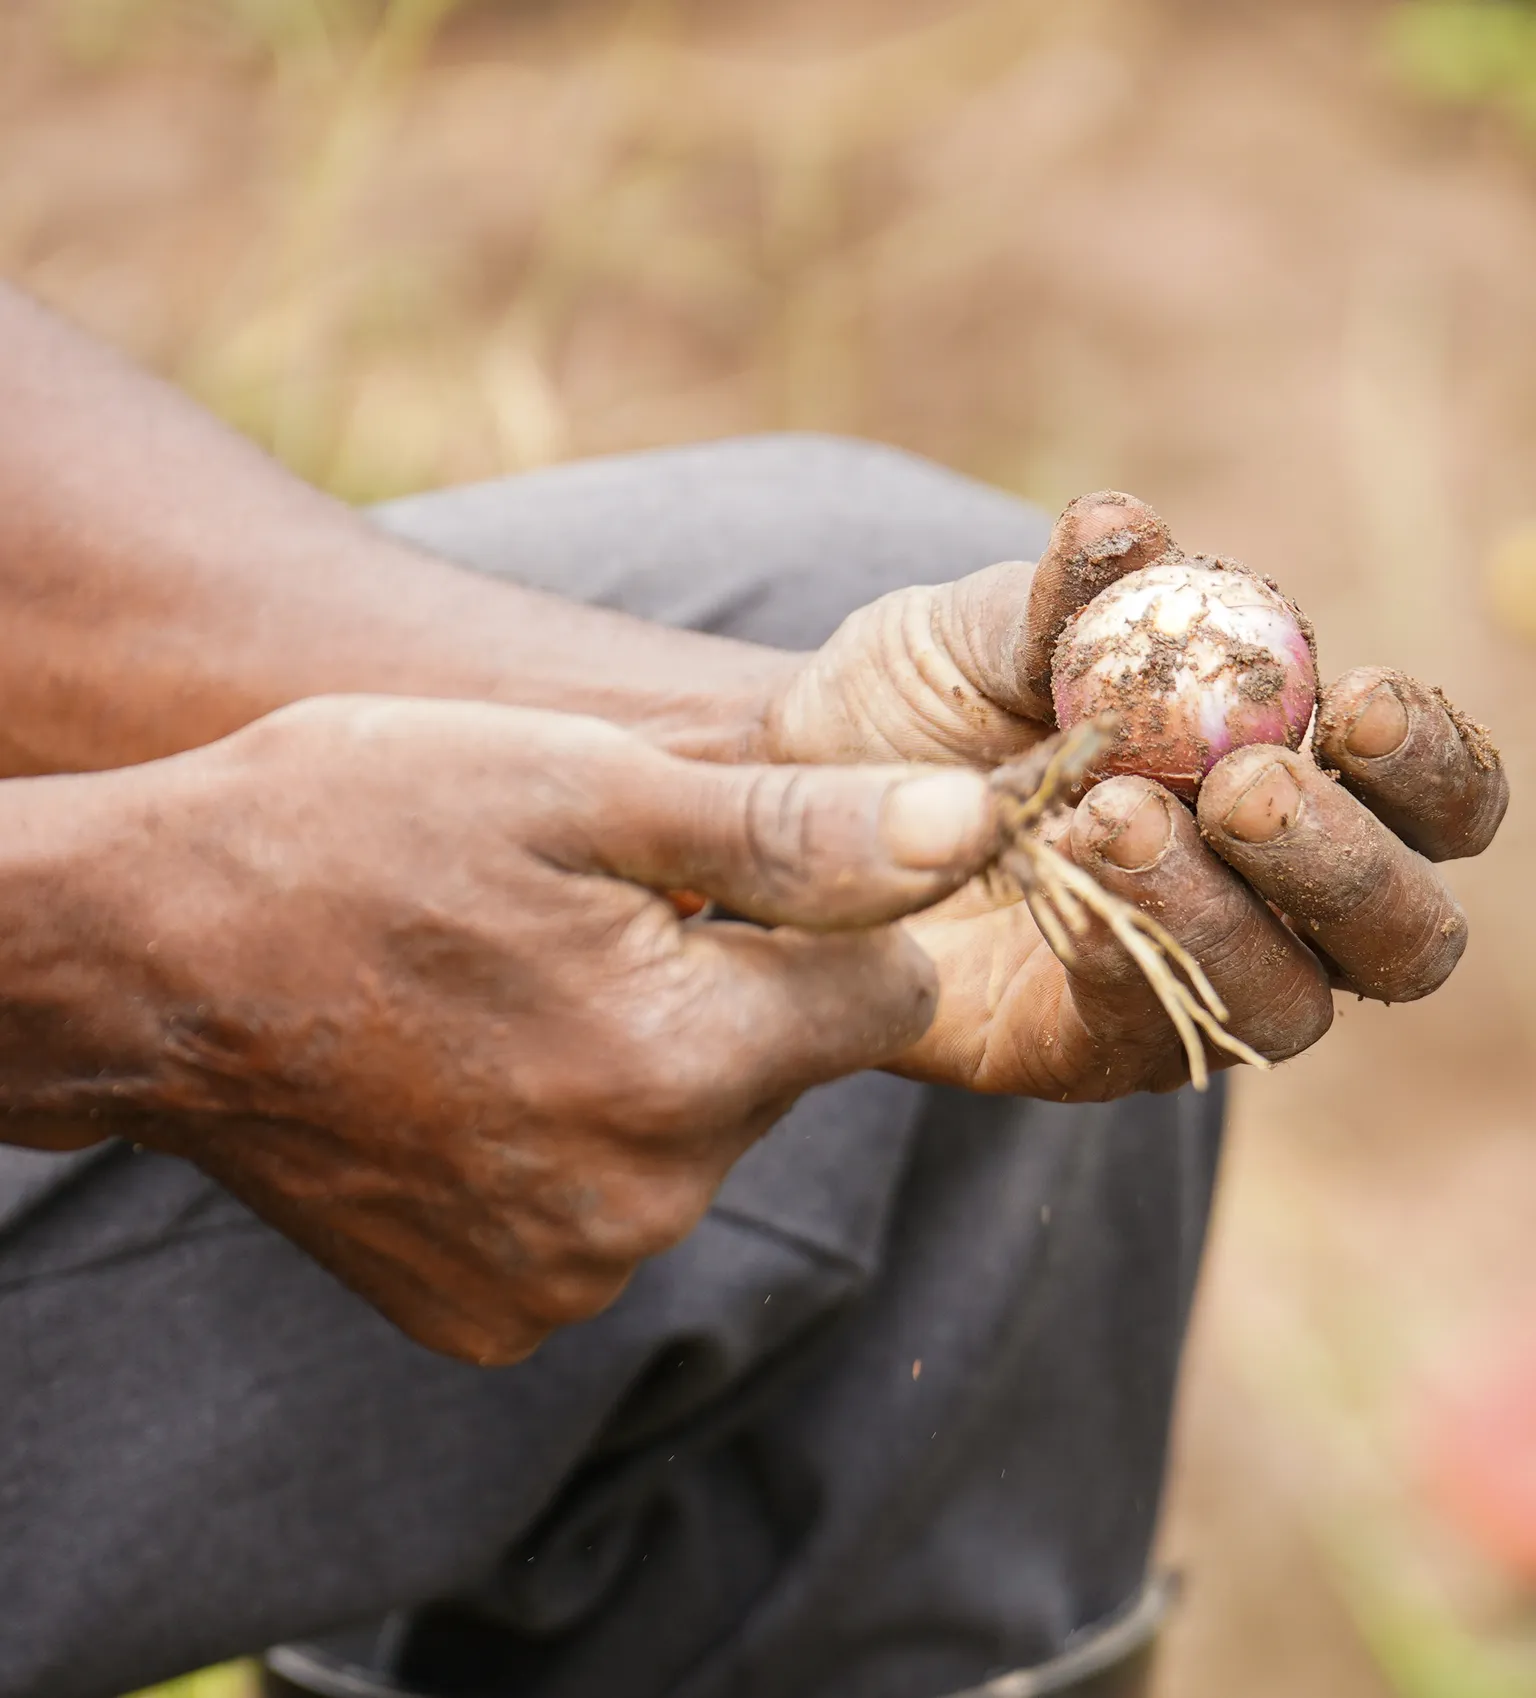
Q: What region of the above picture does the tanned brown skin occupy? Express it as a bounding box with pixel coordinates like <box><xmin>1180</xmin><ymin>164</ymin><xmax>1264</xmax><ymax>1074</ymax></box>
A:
<box><xmin>0</xmin><ymin>286</ymin><xmax>1508</xmax><ymax>1361</ymax></box>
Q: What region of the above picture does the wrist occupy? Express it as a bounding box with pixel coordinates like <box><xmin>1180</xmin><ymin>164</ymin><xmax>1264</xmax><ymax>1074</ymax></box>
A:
<box><xmin>0</xmin><ymin>769</ymin><xmax>172</xmax><ymax>1145</ymax></box>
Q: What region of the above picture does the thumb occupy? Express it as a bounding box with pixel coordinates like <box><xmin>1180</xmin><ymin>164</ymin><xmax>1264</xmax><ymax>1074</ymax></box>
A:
<box><xmin>946</xmin><ymin>491</ymin><xmax>1174</xmax><ymax>722</ymax></box>
<box><xmin>564</xmin><ymin>743</ymin><xmax>1001</xmax><ymax>929</ymax></box>
<box><xmin>768</xmin><ymin>492</ymin><xmax>1176</xmax><ymax>772</ymax></box>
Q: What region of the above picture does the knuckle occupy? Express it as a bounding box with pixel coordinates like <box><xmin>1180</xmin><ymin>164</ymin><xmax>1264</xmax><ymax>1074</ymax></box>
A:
<box><xmin>1067</xmin><ymin>913</ymin><xmax>1164</xmax><ymax>996</ymax></box>
<box><xmin>1291</xmin><ymin>863</ymin><xmax>1374</xmax><ymax>926</ymax></box>
<box><xmin>606</xmin><ymin>1041</ymin><xmax>720</xmax><ymax>1137</ymax></box>
<box><xmin>1247</xmin><ymin>961</ymin><xmax>1335</xmax><ymax>1061</ymax></box>
<box><xmin>233</xmin><ymin>693</ymin><xmax>349</xmax><ymax>760</ymax></box>
<box><xmin>1402</xmin><ymin>770</ymin><xmax>1507</xmax><ymax>865</ymax></box>
<box><xmin>517</xmin><ymin>1264</ymin><xmax>630</xmax><ymax>1331</ymax></box>
<box><xmin>1142</xmin><ymin>1048</ymin><xmax>1198</xmax><ymax>1095</ymax></box>
<box><xmin>1320</xmin><ymin>852</ymin><xmax>1394</xmax><ymax>921</ymax></box>
<box><xmin>260</xmin><ymin>693</ymin><xmax>351</xmax><ymax>732</ymax></box>
<box><xmin>580</xmin><ymin>1171</ymin><xmax>714</xmax><ymax>1262</ymax></box>
<box><xmin>741</xmin><ymin>767</ymin><xmax>821</xmax><ymax>899</ymax></box>
<box><xmin>474</xmin><ymin>1332</ymin><xmax>544</xmax><ymax>1368</ymax></box>
<box><xmin>1113</xmin><ymin>1030</ymin><xmax>1186</xmax><ymax>1095</ymax></box>
<box><xmin>398</xmin><ymin>1302</ymin><xmax>546</xmax><ymax>1367</ymax></box>
<box><xmin>272</xmin><ymin>693</ymin><xmax>398</xmax><ymax>742</ymax></box>
<box><xmin>566</xmin><ymin>1013</ymin><xmax>749</xmax><ymax>1143</ymax></box>
<box><xmin>1453</xmin><ymin>770</ymin><xmax>1510</xmax><ymax>859</ymax></box>
<box><xmin>1366</xmin><ymin>902</ymin><xmax>1468</xmax><ymax>1002</ymax></box>
<box><xmin>1248</xmin><ymin>810</ymin><xmax>1389</xmax><ymax>921</ymax></box>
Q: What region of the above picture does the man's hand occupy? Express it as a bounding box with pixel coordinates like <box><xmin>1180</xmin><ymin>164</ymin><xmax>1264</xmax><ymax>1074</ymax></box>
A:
<box><xmin>762</xmin><ymin>494</ymin><xmax>1509</xmax><ymax>1097</ymax></box>
<box><xmin>0</xmin><ymin>700</ymin><xmax>997</xmax><ymax>1362</ymax></box>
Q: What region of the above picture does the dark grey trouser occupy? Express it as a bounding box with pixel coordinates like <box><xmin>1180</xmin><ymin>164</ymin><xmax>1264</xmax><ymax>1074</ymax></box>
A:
<box><xmin>0</xmin><ymin>437</ymin><xmax>1222</xmax><ymax>1698</ymax></box>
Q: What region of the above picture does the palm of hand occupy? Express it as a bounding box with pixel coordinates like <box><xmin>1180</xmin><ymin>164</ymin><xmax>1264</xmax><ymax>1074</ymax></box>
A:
<box><xmin>762</xmin><ymin>493</ymin><xmax>1506</xmax><ymax>1099</ymax></box>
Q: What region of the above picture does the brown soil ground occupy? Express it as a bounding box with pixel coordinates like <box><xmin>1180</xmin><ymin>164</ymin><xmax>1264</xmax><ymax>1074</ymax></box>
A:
<box><xmin>4</xmin><ymin>1</ymin><xmax>1536</xmax><ymax>1693</ymax></box>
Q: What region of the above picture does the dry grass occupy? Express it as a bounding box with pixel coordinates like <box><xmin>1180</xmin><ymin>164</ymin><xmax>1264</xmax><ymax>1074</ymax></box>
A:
<box><xmin>3</xmin><ymin>0</ymin><xmax>1134</xmax><ymax>499</ymax></box>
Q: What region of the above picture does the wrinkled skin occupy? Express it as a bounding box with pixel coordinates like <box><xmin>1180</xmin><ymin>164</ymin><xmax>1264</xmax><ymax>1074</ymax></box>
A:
<box><xmin>765</xmin><ymin>493</ymin><xmax>1509</xmax><ymax>1099</ymax></box>
<box><xmin>0</xmin><ymin>292</ymin><xmax>1507</xmax><ymax>1364</ymax></box>
<box><xmin>3</xmin><ymin>699</ymin><xmax>998</xmax><ymax>1364</ymax></box>
<box><xmin>0</xmin><ymin>490</ymin><xmax>1507</xmax><ymax>1365</ymax></box>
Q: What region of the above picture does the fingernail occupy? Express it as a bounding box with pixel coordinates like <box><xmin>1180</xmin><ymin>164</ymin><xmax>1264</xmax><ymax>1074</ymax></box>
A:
<box><xmin>1222</xmin><ymin>762</ymin><xmax>1303</xmax><ymax>844</ymax></box>
<box><xmin>882</xmin><ymin>772</ymin><xmax>995</xmax><ymax>870</ymax></box>
<box><xmin>1345</xmin><ymin>682</ymin><xmax>1409</xmax><ymax>757</ymax></box>
<box><xmin>1092</xmin><ymin>789</ymin><xmax>1173</xmax><ymax>871</ymax></box>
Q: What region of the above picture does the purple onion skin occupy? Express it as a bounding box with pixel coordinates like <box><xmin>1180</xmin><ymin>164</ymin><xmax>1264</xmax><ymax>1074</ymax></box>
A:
<box><xmin>1051</xmin><ymin>558</ymin><xmax>1318</xmax><ymax>802</ymax></box>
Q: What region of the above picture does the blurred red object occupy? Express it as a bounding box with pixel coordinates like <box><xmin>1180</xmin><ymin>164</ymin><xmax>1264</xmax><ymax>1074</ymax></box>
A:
<box><xmin>1423</xmin><ymin>1314</ymin><xmax>1536</xmax><ymax>1586</ymax></box>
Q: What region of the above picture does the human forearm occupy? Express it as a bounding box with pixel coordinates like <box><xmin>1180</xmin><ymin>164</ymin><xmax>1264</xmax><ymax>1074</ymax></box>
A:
<box><xmin>0</xmin><ymin>285</ymin><xmax>793</xmax><ymax>776</ymax></box>
<box><xmin>0</xmin><ymin>696</ymin><xmax>997</xmax><ymax>1358</ymax></box>
<box><xmin>0</xmin><ymin>764</ymin><xmax>169</xmax><ymax>1147</ymax></box>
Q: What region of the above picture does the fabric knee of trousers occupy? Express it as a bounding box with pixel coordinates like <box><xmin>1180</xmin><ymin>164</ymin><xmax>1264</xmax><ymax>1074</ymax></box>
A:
<box><xmin>370</xmin><ymin>433</ymin><xmax>1052</xmax><ymax>652</ymax></box>
<box><xmin>252</xmin><ymin>1084</ymin><xmax>1222</xmax><ymax>1698</ymax></box>
<box><xmin>0</xmin><ymin>441</ymin><xmax>1222</xmax><ymax>1698</ymax></box>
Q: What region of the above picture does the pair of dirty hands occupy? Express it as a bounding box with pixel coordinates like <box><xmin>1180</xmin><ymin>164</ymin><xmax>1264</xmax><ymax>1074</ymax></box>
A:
<box><xmin>28</xmin><ymin>495</ymin><xmax>1506</xmax><ymax>1363</ymax></box>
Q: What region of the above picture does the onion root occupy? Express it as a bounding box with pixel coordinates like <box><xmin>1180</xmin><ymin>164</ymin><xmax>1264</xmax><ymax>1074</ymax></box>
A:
<box><xmin>990</xmin><ymin>715</ymin><xmax>1270</xmax><ymax>1092</ymax></box>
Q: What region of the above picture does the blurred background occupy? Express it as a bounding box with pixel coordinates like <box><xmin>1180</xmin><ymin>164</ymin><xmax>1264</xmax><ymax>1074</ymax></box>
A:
<box><xmin>3</xmin><ymin>0</ymin><xmax>1534</xmax><ymax>1693</ymax></box>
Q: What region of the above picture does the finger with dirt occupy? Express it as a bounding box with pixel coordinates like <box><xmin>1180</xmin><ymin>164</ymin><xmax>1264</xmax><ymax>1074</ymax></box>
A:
<box><xmin>1067</xmin><ymin>776</ymin><xmax>1335</xmax><ymax>1066</ymax></box>
<box><xmin>1198</xmin><ymin>744</ymin><xmax>1468</xmax><ymax>1003</ymax></box>
<box><xmin>1314</xmin><ymin>667</ymin><xmax>1508</xmax><ymax>862</ymax></box>
<box><xmin>1001</xmin><ymin>491</ymin><xmax>1176</xmax><ymax>719</ymax></box>
<box><xmin>555</xmin><ymin>739</ymin><xmax>1002</xmax><ymax>929</ymax></box>
<box><xmin>762</xmin><ymin>493</ymin><xmax>1174</xmax><ymax>771</ymax></box>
